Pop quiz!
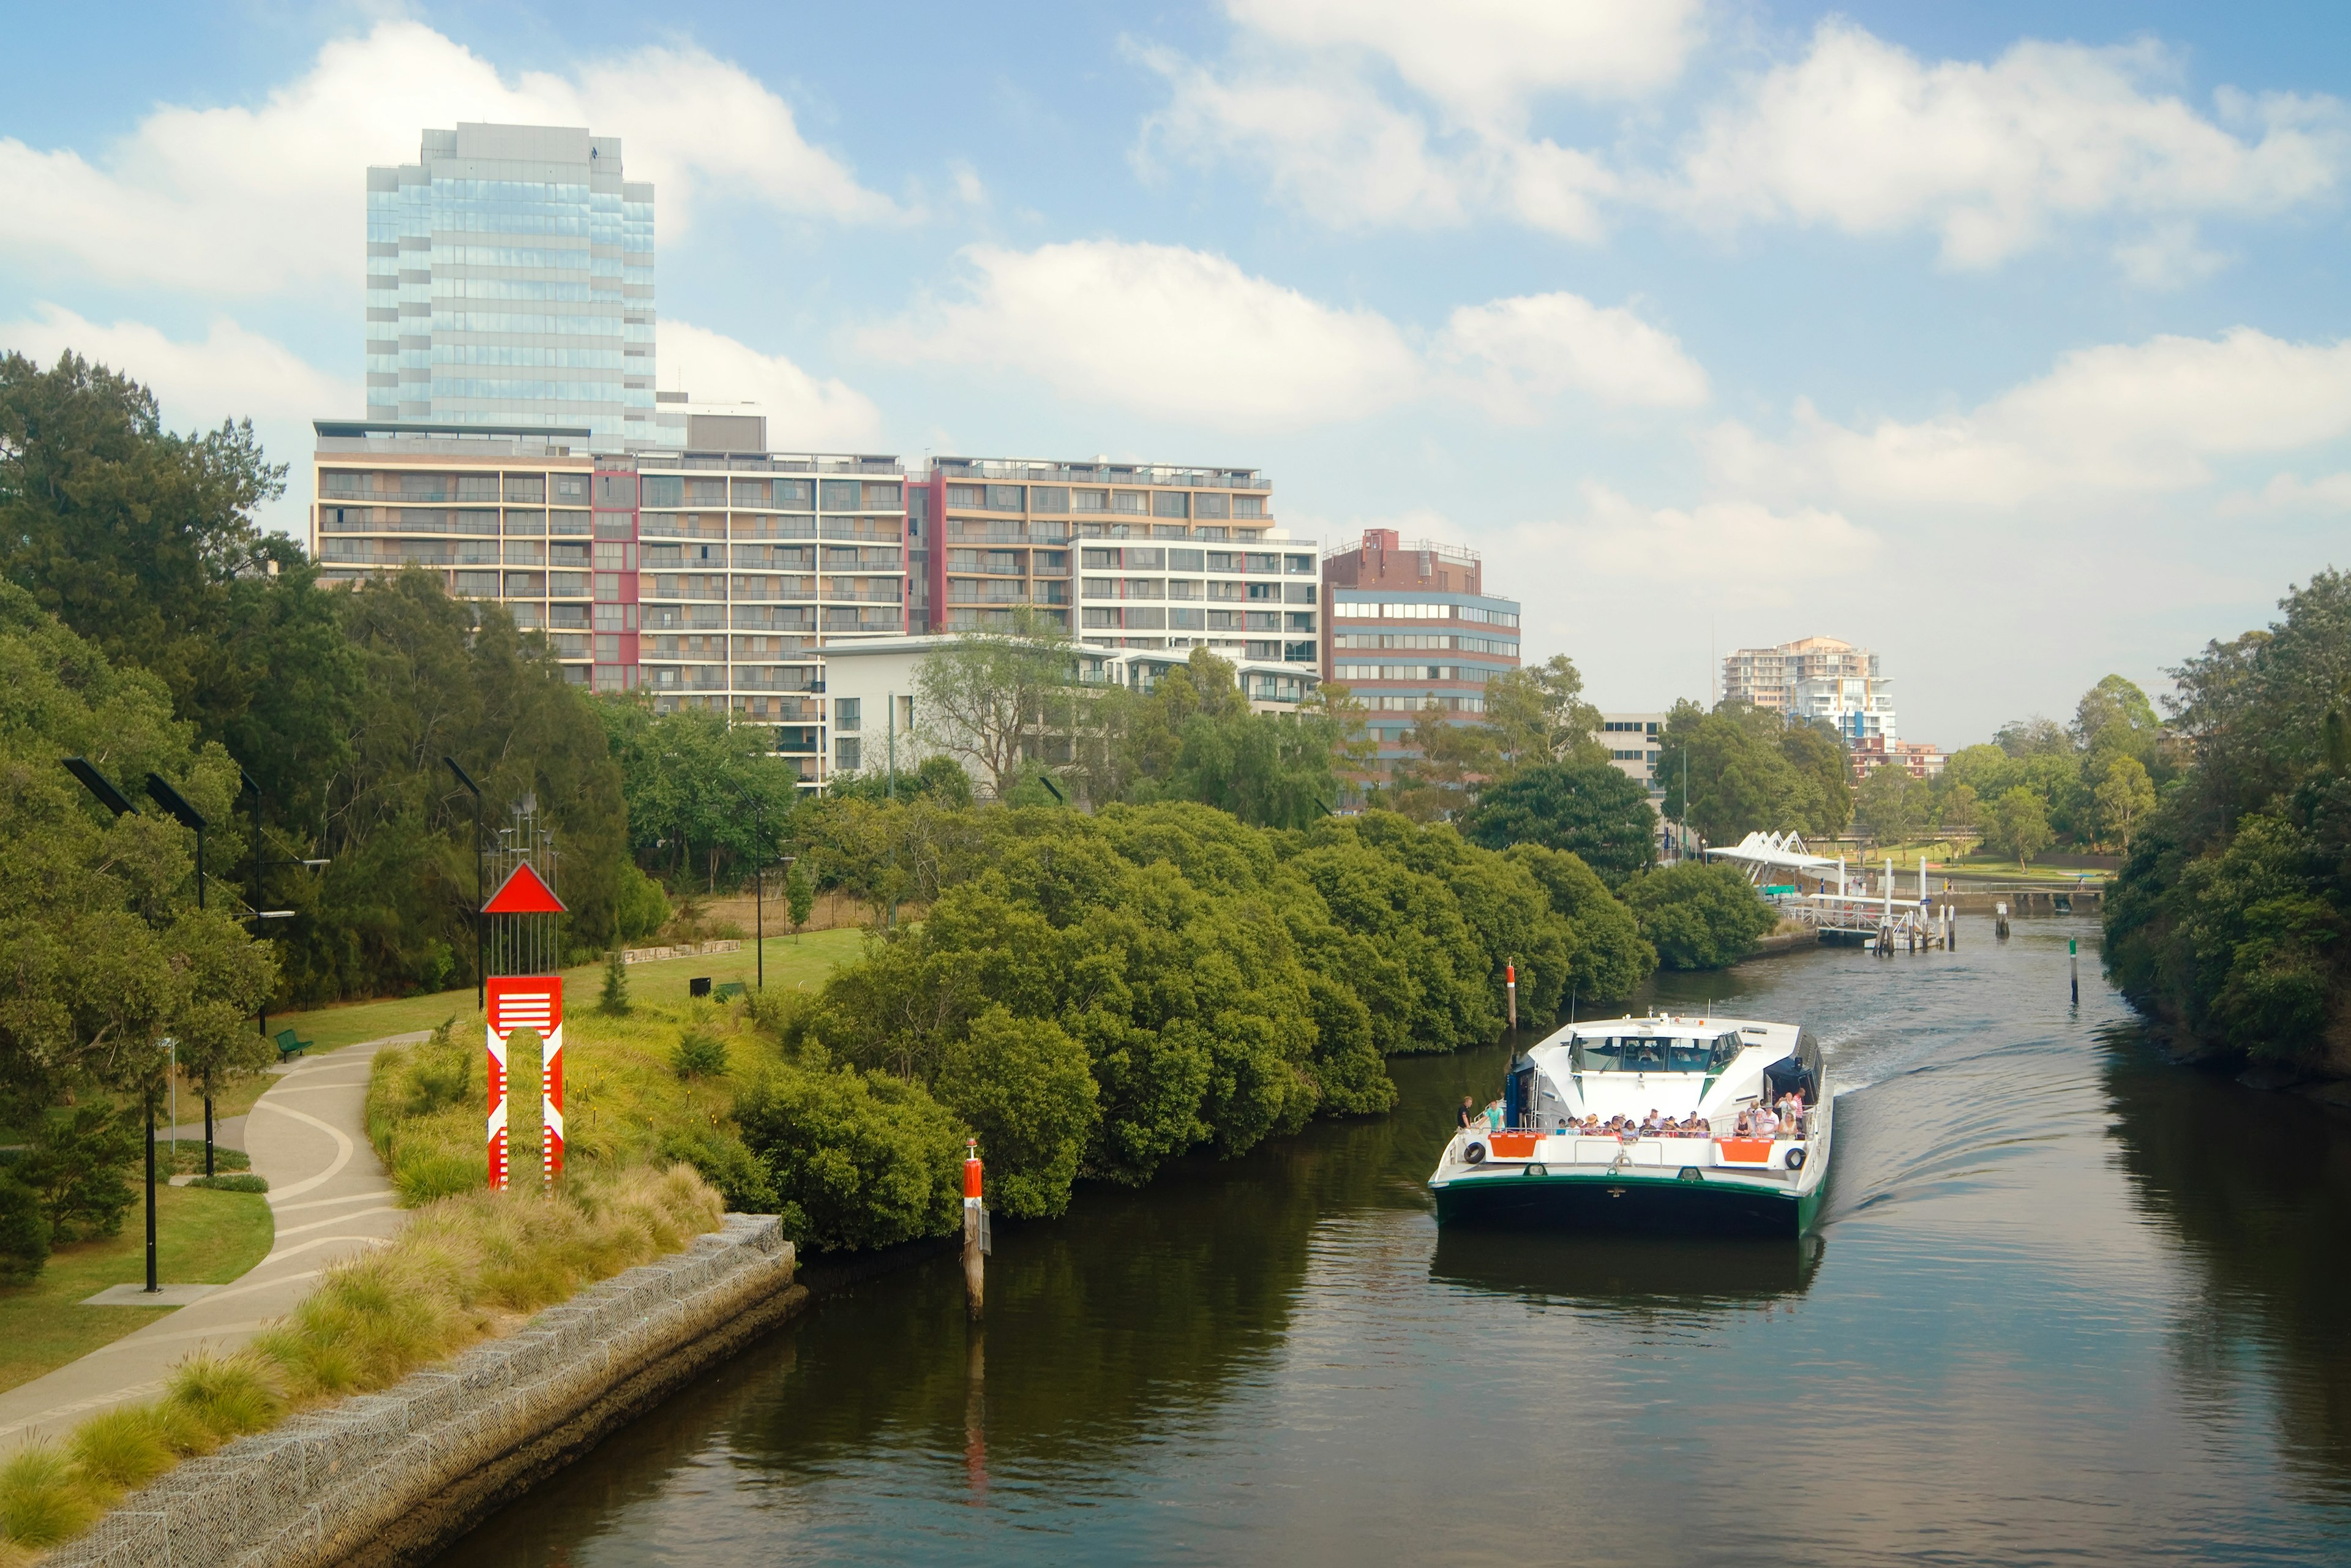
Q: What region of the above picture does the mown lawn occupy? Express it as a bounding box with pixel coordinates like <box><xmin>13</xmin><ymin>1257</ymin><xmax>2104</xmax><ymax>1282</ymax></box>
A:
<box><xmin>0</xmin><ymin>1185</ymin><xmax>274</xmax><ymax>1395</ymax></box>
<box><xmin>270</xmin><ymin>928</ymin><xmax>868</xmax><ymax>1052</ymax></box>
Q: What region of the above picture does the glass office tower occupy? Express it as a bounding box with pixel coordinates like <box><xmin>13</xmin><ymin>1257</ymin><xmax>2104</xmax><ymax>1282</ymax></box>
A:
<box><xmin>365</xmin><ymin>124</ymin><xmax>656</xmax><ymax>446</ymax></box>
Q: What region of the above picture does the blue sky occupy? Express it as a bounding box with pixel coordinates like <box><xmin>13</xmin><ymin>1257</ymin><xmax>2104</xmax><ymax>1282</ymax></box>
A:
<box><xmin>5</xmin><ymin>1</ymin><xmax>2350</xmax><ymax>746</ymax></box>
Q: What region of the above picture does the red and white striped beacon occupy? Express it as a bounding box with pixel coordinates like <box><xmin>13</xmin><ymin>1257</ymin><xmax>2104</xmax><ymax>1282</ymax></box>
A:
<box><xmin>1505</xmin><ymin>959</ymin><xmax>1518</xmax><ymax>1030</ymax></box>
<box><xmin>482</xmin><ymin>860</ymin><xmax>568</xmax><ymax>1191</ymax></box>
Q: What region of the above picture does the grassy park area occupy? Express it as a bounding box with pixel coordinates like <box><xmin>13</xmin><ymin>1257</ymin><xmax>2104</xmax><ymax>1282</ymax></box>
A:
<box><xmin>268</xmin><ymin>928</ymin><xmax>866</xmax><ymax>1053</ymax></box>
<box><xmin>0</xmin><ymin>1187</ymin><xmax>273</xmax><ymax>1395</ymax></box>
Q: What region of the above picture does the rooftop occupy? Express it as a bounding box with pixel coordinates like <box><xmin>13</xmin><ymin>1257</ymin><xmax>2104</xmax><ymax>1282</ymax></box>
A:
<box><xmin>929</xmin><ymin>457</ymin><xmax>1267</xmax><ymax>490</ymax></box>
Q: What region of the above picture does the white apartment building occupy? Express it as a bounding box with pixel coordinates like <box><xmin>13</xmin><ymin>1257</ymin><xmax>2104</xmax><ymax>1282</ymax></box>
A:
<box><xmin>1721</xmin><ymin>636</ymin><xmax>1897</xmax><ymax>745</ymax></box>
<box><xmin>818</xmin><ymin>636</ymin><xmax>1317</xmax><ymax>784</ymax></box>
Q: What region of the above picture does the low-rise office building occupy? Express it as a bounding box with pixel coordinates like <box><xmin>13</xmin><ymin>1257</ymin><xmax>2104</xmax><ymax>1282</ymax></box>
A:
<box><xmin>1321</xmin><ymin>530</ymin><xmax>1521</xmax><ymax>775</ymax></box>
<box><xmin>1597</xmin><ymin>711</ymin><xmax>1669</xmax><ymax>800</ymax></box>
<box><xmin>817</xmin><ymin>634</ymin><xmax>1316</xmax><ymax>786</ymax></box>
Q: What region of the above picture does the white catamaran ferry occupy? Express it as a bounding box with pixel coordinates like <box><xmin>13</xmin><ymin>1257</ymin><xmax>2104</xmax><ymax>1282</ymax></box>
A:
<box><xmin>1428</xmin><ymin>1015</ymin><xmax>1831</xmax><ymax>1236</ymax></box>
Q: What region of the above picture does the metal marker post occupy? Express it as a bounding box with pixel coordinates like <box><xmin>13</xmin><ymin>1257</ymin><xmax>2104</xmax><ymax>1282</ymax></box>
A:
<box><xmin>1505</xmin><ymin>960</ymin><xmax>1518</xmax><ymax>1030</ymax></box>
<box><xmin>962</xmin><ymin>1140</ymin><xmax>986</xmax><ymax>1321</ymax></box>
<box><xmin>2070</xmin><ymin>936</ymin><xmax>2080</xmax><ymax>1006</ymax></box>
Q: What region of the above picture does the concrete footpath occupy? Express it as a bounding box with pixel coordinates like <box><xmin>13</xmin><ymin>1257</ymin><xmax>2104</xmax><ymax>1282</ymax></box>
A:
<box><xmin>0</xmin><ymin>1034</ymin><xmax>428</xmax><ymax>1447</ymax></box>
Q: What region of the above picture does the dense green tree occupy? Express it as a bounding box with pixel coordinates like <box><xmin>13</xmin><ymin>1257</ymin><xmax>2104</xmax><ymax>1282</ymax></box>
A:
<box><xmin>602</xmin><ymin>702</ymin><xmax>798</xmax><ymax>890</ymax></box>
<box><xmin>733</xmin><ymin>1060</ymin><xmax>968</xmax><ymax>1253</ymax></box>
<box><xmin>0</xmin><ymin>350</ymin><xmax>285</xmax><ymax>719</ymax></box>
<box><xmin>1856</xmin><ymin>763</ymin><xmax>1925</xmax><ymax>844</ymax></box>
<box><xmin>1982</xmin><ymin>785</ymin><xmax>2055</xmax><ymax>864</ymax></box>
<box><xmin>936</xmin><ymin>1004</ymin><xmax>1099</xmax><ymax>1219</ymax></box>
<box><xmin>1657</xmin><ymin>701</ymin><xmax>1813</xmax><ymax>844</ymax></box>
<box><xmin>1502</xmin><ymin>844</ymin><xmax>1657</xmax><ymax>1003</ymax></box>
<box><xmin>1483</xmin><ymin>655</ymin><xmax>1607</xmax><ymax>770</ymax></box>
<box><xmin>2093</xmin><ymin>755</ymin><xmax>2157</xmax><ymax>850</ymax></box>
<box><xmin>0</xmin><ymin>583</ymin><xmax>278</xmax><ymax>1112</ymax></box>
<box><xmin>1458</xmin><ymin>759</ymin><xmax>1657</xmax><ymax>883</ymax></box>
<box><xmin>1779</xmin><ymin>721</ymin><xmax>1856</xmax><ymax>836</ymax></box>
<box><xmin>2105</xmin><ymin>571</ymin><xmax>2351</xmax><ymax>1070</ymax></box>
<box><xmin>1621</xmin><ymin>863</ymin><xmax>1779</xmax><ymax>970</ymax></box>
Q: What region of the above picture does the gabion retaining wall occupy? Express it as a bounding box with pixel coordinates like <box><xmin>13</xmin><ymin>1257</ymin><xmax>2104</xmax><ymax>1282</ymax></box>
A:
<box><xmin>51</xmin><ymin>1214</ymin><xmax>803</xmax><ymax>1568</ymax></box>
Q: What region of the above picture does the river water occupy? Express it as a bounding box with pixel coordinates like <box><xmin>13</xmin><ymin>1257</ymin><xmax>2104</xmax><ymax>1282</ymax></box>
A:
<box><xmin>443</xmin><ymin>915</ymin><xmax>2351</xmax><ymax>1566</ymax></box>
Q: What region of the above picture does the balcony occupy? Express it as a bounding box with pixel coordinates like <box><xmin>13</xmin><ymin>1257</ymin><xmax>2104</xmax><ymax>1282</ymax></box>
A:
<box><xmin>819</xmin><ymin>519</ymin><xmax>904</xmax><ymax>542</ymax></box>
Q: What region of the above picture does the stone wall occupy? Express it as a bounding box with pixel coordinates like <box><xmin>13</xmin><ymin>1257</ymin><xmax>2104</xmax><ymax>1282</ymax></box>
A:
<box><xmin>51</xmin><ymin>1214</ymin><xmax>804</xmax><ymax>1568</ymax></box>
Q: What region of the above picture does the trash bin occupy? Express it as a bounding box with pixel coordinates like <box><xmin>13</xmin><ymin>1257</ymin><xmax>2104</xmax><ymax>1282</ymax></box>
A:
<box><xmin>689</xmin><ymin>976</ymin><xmax>712</xmax><ymax>998</ymax></box>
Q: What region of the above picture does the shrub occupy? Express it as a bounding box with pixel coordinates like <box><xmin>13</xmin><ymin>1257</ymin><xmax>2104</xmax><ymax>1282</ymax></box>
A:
<box><xmin>672</xmin><ymin>1029</ymin><xmax>729</xmax><ymax>1080</ymax></box>
<box><xmin>657</xmin><ymin>1124</ymin><xmax>779</xmax><ymax>1212</ymax></box>
<box><xmin>17</xmin><ymin>1105</ymin><xmax>138</xmax><ymax>1240</ymax></box>
<box><xmin>0</xmin><ymin>1442</ymin><xmax>92</xmax><ymax>1548</ymax></box>
<box><xmin>735</xmin><ymin>1063</ymin><xmax>966</xmax><ymax>1253</ymax></box>
<box><xmin>1621</xmin><ymin>863</ymin><xmax>1779</xmax><ymax>970</ymax></box>
<box><xmin>616</xmin><ymin>863</ymin><xmax>672</xmax><ymax>945</ymax></box>
<box><xmin>0</xmin><ymin>1174</ymin><xmax>50</xmax><ymax>1285</ymax></box>
<box><xmin>936</xmin><ymin>1005</ymin><xmax>1099</xmax><ymax>1220</ymax></box>
<box><xmin>187</xmin><ymin>1173</ymin><xmax>269</xmax><ymax>1193</ymax></box>
<box><xmin>599</xmin><ymin>950</ymin><xmax>632</xmax><ymax>1016</ymax></box>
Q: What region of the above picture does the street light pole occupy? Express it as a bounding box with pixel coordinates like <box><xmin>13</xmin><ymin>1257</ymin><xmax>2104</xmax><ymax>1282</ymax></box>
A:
<box><xmin>444</xmin><ymin>758</ymin><xmax>485</xmax><ymax>1012</ymax></box>
<box><xmin>61</xmin><ymin>760</ymin><xmax>160</xmax><ymax>1289</ymax></box>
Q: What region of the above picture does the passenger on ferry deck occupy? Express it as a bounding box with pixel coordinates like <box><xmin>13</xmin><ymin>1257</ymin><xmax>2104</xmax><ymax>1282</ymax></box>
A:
<box><xmin>1457</xmin><ymin>1097</ymin><xmax>1479</xmax><ymax>1130</ymax></box>
<box><xmin>1776</xmin><ymin>1090</ymin><xmax>1805</xmax><ymax>1135</ymax></box>
<box><xmin>1734</xmin><ymin>1108</ymin><xmax>1755</xmax><ymax>1137</ymax></box>
<box><xmin>1753</xmin><ymin>1103</ymin><xmax>1782</xmax><ymax>1138</ymax></box>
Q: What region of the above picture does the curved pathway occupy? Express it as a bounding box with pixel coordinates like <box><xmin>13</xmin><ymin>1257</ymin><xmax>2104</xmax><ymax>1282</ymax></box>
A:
<box><xmin>0</xmin><ymin>1033</ymin><xmax>426</xmax><ymax>1446</ymax></box>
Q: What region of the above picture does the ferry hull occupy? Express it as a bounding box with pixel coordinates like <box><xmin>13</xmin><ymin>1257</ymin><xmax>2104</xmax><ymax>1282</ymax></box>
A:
<box><xmin>1432</xmin><ymin>1171</ymin><xmax>1824</xmax><ymax>1238</ymax></box>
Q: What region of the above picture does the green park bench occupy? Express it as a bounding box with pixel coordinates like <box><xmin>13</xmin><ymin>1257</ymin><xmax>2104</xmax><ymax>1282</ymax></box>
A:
<box><xmin>274</xmin><ymin>1027</ymin><xmax>314</xmax><ymax>1062</ymax></box>
<box><xmin>713</xmin><ymin>981</ymin><xmax>748</xmax><ymax>1002</ymax></box>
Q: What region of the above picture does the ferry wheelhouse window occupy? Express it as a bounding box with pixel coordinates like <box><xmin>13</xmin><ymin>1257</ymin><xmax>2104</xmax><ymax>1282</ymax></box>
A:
<box><xmin>1573</xmin><ymin>1033</ymin><xmax>1743</xmax><ymax>1072</ymax></box>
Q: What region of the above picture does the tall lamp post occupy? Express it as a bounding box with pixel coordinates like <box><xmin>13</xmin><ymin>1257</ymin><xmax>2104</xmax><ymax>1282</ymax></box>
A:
<box><xmin>238</xmin><ymin>769</ymin><xmax>317</xmax><ymax>1179</ymax></box>
<box><xmin>445</xmin><ymin>757</ymin><xmax>486</xmax><ymax>1012</ymax></box>
<box><xmin>61</xmin><ymin>759</ymin><xmax>162</xmax><ymax>1294</ymax></box>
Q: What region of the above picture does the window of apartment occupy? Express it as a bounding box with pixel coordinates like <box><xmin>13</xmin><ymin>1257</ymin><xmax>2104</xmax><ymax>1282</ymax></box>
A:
<box><xmin>1071</xmin><ymin>489</ymin><xmax>1108</xmax><ymax>512</ymax></box>
<box><xmin>1168</xmin><ymin>548</ymin><xmax>1205</xmax><ymax>572</ymax></box>
<box><xmin>835</xmin><ymin>737</ymin><xmax>861</xmax><ymax>773</ymax></box>
<box><xmin>1285</xmin><ymin>554</ymin><xmax>1314</xmax><ymax>574</ymax></box>
<box><xmin>553</xmin><ymin>475</ymin><xmax>589</xmax><ymax>503</ymax></box>
<box><xmin>1284</xmin><ymin>583</ymin><xmax>1317</xmax><ymax>604</ymax></box>
<box><xmin>730</xmin><ymin>478</ymin><xmax>771</xmax><ymax>508</ymax></box>
<box><xmin>1032</xmin><ymin>486</ymin><xmax>1070</xmax><ymax>513</ymax></box>
<box><xmin>947</xmin><ymin>484</ymin><xmax>984</xmax><ymax>508</ymax></box>
<box><xmin>1120</xmin><ymin>547</ymin><xmax>1166</xmax><ymax>570</ymax></box>
<box><xmin>835</xmin><ymin>697</ymin><xmax>861</xmax><ymax>731</ymax></box>
<box><xmin>820</xmin><ymin>479</ymin><xmax>863</xmax><ymax>510</ymax></box>
<box><xmin>1081</xmin><ymin>578</ymin><xmax>1116</xmax><ymax>599</ymax></box>
<box><xmin>1245</xmin><ymin>553</ymin><xmax>1280</xmax><ymax>574</ymax></box>
<box><xmin>1166</xmin><ymin>579</ymin><xmax>1201</xmax><ymax>599</ymax></box>
<box><xmin>594</xmin><ymin>474</ymin><xmax>637</xmax><ymax>507</ymax></box>
<box><xmin>1234</xmin><ymin>497</ymin><xmax>1265</xmax><ymax>518</ymax></box>
<box><xmin>1123</xmin><ymin>579</ymin><xmax>1165</xmax><ymax>599</ymax></box>
<box><xmin>1110</xmin><ymin>490</ymin><xmax>1148</xmax><ymax>514</ymax></box>
<box><xmin>985</xmin><ymin>484</ymin><xmax>1024</xmax><ymax>511</ymax></box>
<box><xmin>865</xmin><ymin>482</ymin><xmax>902</xmax><ymax>508</ymax></box>
<box><xmin>775</xmin><ymin>479</ymin><xmax>812</xmax><ymax>508</ymax></box>
<box><xmin>683</xmin><ymin>478</ymin><xmax>726</xmax><ymax>505</ymax></box>
<box><xmin>1193</xmin><ymin>492</ymin><xmax>1229</xmax><ymax>519</ymax></box>
<box><xmin>1081</xmin><ymin>549</ymin><xmax>1119</xmax><ymax>571</ymax></box>
<box><xmin>1152</xmin><ymin>491</ymin><xmax>1189</xmax><ymax>518</ymax></box>
<box><xmin>503</xmin><ymin>510</ymin><xmax>546</xmax><ymax>535</ymax></box>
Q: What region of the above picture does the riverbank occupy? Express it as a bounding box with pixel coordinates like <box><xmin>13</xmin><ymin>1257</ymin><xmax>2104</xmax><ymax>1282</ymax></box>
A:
<box><xmin>43</xmin><ymin>1214</ymin><xmax>798</xmax><ymax>1568</ymax></box>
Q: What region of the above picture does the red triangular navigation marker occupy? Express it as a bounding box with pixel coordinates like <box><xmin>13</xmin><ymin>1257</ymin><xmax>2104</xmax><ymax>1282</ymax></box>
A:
<box><xmin>483</xmin><ymin>861</ymin><xmax>567</xmax><ymax>915</ymax></box>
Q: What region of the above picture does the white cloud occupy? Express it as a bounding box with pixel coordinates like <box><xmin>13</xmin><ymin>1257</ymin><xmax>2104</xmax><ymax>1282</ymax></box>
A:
<box><xmin>0</xmin><ymin>304</ymin><xmax>356</xmax><ymax>536</ymax></box>
<box><xmin>860</xmin><ymin>240</ymin><xmax>1421</xmax><ymax>430</ymax></box>
<box><xmin>2222</xmin><ymin>470</ymin><xmax>2351</xmax><ymax>514</ymax></box>
<box><xmin>1146</xmin><ymin>13</ymin><xmax>2345</xmax><ymax>269</ymax></box>
<box><xmin>1671</xmin><ymin>23</ymin><xmax>2346</xmax><ymax>267</ymax></box>
<box><xmin>0</xmin><ymin>303</ymin><xmax>353</xmax><ymax>435</ymax></box>
<box><xmin>1436</xmin><ymin>291</ymin><xmax>1708</xmax><ymax>417</ymax></box>
<box><xmin>1535</xmin><ymin>485</ymin><xmax>1878</xmax><ymax>595</ymax></box>
<box><xmin>1224</xmin><ymin>0</ymin><xmax>1704</xmax><ymax>120</ymax></box>
<box><xmin>0</xmin><ymin>20</ymin><xmax>896</xmax><ymax>297</ymax></box>
<box><xmin>1711</xmin><ymin>328</ymin><xmax>2351</xmax><ymax>508</ymax></box>
<box><xmin>656</xmin><ymin>320</ymin><xmax>882</xmax><ymax>451</ymax></box>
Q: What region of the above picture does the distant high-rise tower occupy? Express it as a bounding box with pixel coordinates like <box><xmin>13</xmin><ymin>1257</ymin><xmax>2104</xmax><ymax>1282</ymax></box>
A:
<box><xmin>365</xmin><ymin>124</ymin><xmax>654</xmax><ymax>445</ymax></box>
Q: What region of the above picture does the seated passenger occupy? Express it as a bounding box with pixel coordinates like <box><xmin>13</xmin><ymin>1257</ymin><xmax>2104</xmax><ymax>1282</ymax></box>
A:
<box><xmin>1693</xmin><ymin>1117</ymin><xmax>1712</xmax><ymax>1136</ymax></box>
<box><xmin>1734</xmin><ymin>1108</ymin><xmax>1755</xmax><ymax>1137</ymax></box>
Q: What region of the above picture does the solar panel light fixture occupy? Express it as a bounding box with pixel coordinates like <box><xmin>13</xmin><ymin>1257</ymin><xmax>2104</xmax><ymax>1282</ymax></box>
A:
<box><xmin>61</xmin><ymin>756</ymin><xmax>138</xmax><ymax>817</ymax></box>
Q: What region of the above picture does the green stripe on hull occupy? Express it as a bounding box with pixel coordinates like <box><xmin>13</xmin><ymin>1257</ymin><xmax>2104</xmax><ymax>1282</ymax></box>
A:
<box><xmin>1434</xmin><ymin>1169</ymin><xmax>1821</xmax><ymax>1239</ymax></box>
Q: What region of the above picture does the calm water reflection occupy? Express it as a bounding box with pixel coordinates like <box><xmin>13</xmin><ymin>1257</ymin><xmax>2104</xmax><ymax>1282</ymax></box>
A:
<box><xmin>442</xmin><ymin>917</ymin><xmax>2351</xmax><ymax>1566</ymax></box>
